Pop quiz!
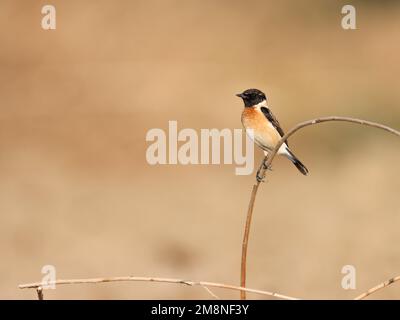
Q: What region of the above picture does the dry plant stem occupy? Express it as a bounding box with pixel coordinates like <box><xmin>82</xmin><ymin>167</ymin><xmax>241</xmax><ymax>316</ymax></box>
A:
<box><xmin>202</xmin><ymin>286</ymin><xmax>220</xmax><ymax>299</ymax></box>
<box><xmin>240</xmin><ymin>116</ymin><xmax>400</xmax><ymax>300</ymax></box>
<box><xmin>19</xmin><ymin>276</ymin><xmax>299</xmax><ymax>300</ymax></box>
<box><xmin>355</xmin><ymin>275</ymin><xmax>400</xmax><ymax>300</ymax></box>
<box><xmin>20</xmin><ymin>274</ymin><xmax>400</xmax><ymax>300</ymax></box>
<box><xmin>36</xmin><ymin>287</ymin><xmax>44</xmax><ymax>300</ymax></box>
<box><xmin>240</xmin><ymin>184</ymin><xmax>261</xmax><ymax>299</ymax></box>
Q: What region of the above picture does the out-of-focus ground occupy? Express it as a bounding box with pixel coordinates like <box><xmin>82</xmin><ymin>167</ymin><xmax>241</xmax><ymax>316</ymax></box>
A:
<box><xmin>1</xmin><ymin>0</ymin><xmax>400</xmax><ymax>299</ymax></box>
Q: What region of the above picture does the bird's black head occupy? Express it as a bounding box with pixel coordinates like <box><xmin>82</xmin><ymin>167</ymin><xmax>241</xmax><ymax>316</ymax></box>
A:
<box><xmin>236</xmin><ymin>88</ymin><xmax>267</xmax><ymax>107</ymax></box>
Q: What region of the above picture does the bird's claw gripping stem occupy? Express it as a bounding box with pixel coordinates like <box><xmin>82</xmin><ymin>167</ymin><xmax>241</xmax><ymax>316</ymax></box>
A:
<box><xmin>256</xmin><ymin>172</ymin><xmax>264</xmax><ymax>183</ymax></box>
<box><xmin>256</xmin><ymin>161</ymin><xmax>272</xmax><ymax>182</ymax></box>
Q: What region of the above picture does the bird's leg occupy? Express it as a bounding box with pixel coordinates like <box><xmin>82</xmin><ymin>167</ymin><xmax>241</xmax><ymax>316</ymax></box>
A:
<box><xmin>256</xmin><ymin>170</ymin><xmax>264</xmax><ymax>183</ymax></box>
<box><xmin>256</xmin><ymin>162</ymin><xmax>267</xmax><ymax>182</ymax></box>
<box><xmin>256</xmin><ymin>159</ymin><xmax>273</xmax><ymax>182</ymax></box>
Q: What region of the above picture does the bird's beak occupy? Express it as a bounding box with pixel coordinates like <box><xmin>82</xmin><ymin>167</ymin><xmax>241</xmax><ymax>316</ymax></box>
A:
<box><xmin>236</xmin><ymin>93</ymin><xmax>244</xmax><ymax>99</ymax></box>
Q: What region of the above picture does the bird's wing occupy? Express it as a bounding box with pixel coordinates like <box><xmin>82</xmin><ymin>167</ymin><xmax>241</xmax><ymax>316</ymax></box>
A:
<box><xmin>260</xmin><ymin>106</ymin><xmax>288</xmax><ymax>146</ymax></box>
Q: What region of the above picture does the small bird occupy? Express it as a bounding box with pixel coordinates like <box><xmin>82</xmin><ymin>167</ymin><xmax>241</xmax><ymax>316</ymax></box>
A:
<box><xmin>237</xmin><ymin>88</ymin><xmax>308</xmax><ymax>179</ymax></box>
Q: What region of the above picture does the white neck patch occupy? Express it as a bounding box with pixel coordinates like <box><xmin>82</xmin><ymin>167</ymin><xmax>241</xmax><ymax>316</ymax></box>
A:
<box><xmin>254</xmin><ymin>99</ymin><xmax>268</xmax><ymax>109</ymax></box>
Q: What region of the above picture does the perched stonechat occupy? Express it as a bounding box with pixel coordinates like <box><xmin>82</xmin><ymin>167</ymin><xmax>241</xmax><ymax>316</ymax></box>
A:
<box><xmin>237</xmin><ymin>88</ymin><xmax>308</xmax><ymax>179</ymax></box>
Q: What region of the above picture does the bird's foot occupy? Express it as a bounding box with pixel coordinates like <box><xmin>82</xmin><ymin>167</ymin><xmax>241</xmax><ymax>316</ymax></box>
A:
<box><xmin>256</xmin><ymin>169</ymin><xmax>265</xmax><ymax>183</ymax></box>
<box><xmin>256</xmin><ymin>162</ymin><xmax>272</xmax><ymax>182</ymax></box>
<box><xmin>263</xmin><ymin>162</ymin><xmax>273</xmax><ymax>171</ymax></box>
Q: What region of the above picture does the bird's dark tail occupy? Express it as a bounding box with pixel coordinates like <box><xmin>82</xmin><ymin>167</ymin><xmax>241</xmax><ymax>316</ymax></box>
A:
<box><xmin>285</xmin><ymin>148</ymin><xmax>309</xmax><ymax>176</ymax></box>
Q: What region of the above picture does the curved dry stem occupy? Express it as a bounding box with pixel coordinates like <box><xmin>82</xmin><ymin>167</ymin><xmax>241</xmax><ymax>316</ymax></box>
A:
<box><xmin>240</xmin><ymin>116</ymin><xmax>400</xmax><ymax>299</ymax></box>
<box><xmin>19</xmin><ymin>276</ymin><xmax>299</xmax><ymax>300</ymax></box>
<box><xmin>355</xmin><ymin>275</ymin><xmax>400</xmax><ymax>300</ymax></box>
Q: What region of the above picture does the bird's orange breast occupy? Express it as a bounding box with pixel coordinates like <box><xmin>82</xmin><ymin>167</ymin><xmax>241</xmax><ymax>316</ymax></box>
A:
<box><xmin>241</xmin><ymin>107</ymin><xmax>265</xmax><ymax>131</ymax></box>
<box><xmin>241</xmin><ymin>107</ymin><xmax>281</xmax><ymax>150</ymax></box>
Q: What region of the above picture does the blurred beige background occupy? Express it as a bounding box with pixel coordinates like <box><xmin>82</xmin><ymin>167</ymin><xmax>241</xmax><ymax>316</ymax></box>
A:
<box><xmin>1</xmin><ymin>0</ymin><xmax>400</xmax><ymax>299</ymax></box>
